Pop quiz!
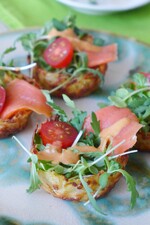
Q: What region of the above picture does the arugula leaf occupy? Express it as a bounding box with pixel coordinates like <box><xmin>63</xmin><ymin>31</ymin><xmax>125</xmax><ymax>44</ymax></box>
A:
<box><xmin>0</xmin><ymin>47</ymin><xmax>16</xmax><ymax>64</ymax></box>
<box><xmin>91</xmin><ymin>112</ymin><xmax>100</xmax><ymax>136</ymax></box>
<box><xmin>116</xmin><ymin>88</ymin><xmax>129</xmax><ymax>99</ymax></box>
<box><xmin>27</xmin><ymin>154</ymin><xmax>41</xmax><ymax>193</ymax></box>
<box><xmin>63</xmin><ymin>94</ymin><xmax>87</xmax><ymax>131</ymax></box>
<box><xmin>108</xmin><ymin>96</ymin><xmax>127</xmax><ymax>108</ymax></box>
<box><xmin>33</xmin><ymin>133</ymin><xmax>45</xmax><ymax>151</ymax></box>
<box><xmin>132</xmin><ymin>73</ymin><xmax>147</xmax><ymax>87</ymax></box>
<box><xmin>34</xmin><ymin>133</ymin><xmax>43</xmax><ymax>145</ymax></box>
<box><xmin>79</xmin><ymin>171</ymin><xmax>106</xmax><ymax>215</ymax></box>
<box><xmin>107</xmin><ymin>159</ymin><xmax>121</xmax><ymax>172</ymax></box>
<box><xmin>74</xmin><ymin>52</ymin><xmax>88</xmax><ymax>68</ymax></box>
<box><xmin>109</xmin><ymin>73</ymin><xmax>150</xmax><ymax>132</ymax></box>
<box><xmin>47</xmin><ymin>15</ymin><xmax>76</xmax><ymax>32</ymax></box>
<box><xmin>89</xmin><ymin>165</ymin><xmax>99</xmax><ymax>175</ymax></box>
<box><xmin>71</xmin><ymin>111</ymin><xmax>87</xmax><ymax>132</ymax></box>
<box><xmin>51</xmin><ymin>18</ymin><xmax>67</xmax><ymax>31</ymax></box>
<box><xmin>54</xmin><ymin>165</ymin><xmax>66</xmax><ymax>174</ymax></box>
<box><xmin>105</xmin><ymin>156</ymin><xmax>139</xmax><ymax>209</ymax></box>
<box><xmin>88</xmin><ymin>112</ymin><xmax>101</xmax><ymax>147</ymax></box>
<box><xmin>114</xmin><ymin>169</ymin><xmax>139</xmax><ymax>208</ymax></box>
<box><xmin>38</xmin><ymin>160</ymin><xmax>54</xmax><ymax>171</ymax></box>
<box><xmin>63</xmin><ymin>94</ymin><xmax>76</xmax><ymax>109</ymax></box>
<box><xmin>99</xmin><ymin>172</ymin><xmax>109</xmax><ymax>189</ymax></box>
<box><xmin>49</xmin><ymin>101</ymin><xmax>68</xmax><ymax>122</ymax></box>
<box><xmin>15</xmin><ymin>32</ymin><xmax>37</xmax><ymax>53</ymax></box>
<box><xmin>35</xmin><ymin>144</ymin><xmax>45</xmax><ymax>151</ymax></box>
<box><xmin>46</xmin><ymin>95</ymin><xmax>68</xmax><ymax>122</ymax></box>
<box><xmin>40</xmin><ymin>14</ymin><xmax>85</xmax><ymax>38</ymax></box>
<box><xmin>79</xmin><ymin>132</ymin><xmax>98</xmax><ymax>147</ymax></box>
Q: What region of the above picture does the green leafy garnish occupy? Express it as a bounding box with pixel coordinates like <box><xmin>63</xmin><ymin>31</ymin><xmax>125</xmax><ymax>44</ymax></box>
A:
<box><xmin>27</xmin><ymin>154</ymin><xmax>41</xmax><ymax>193</ymax></box>
<box><xmin>104</xmin><ymin>157</ymin><xmax>138</xmax><ymax>208</ymax></box>
<box><xmin>99</xmin><ymin>172</ymin><xmax>109</xmax><ymax>189</ymax></box>
<box><xmin>79</xmin><ymin>171</ymin><xmax>106</xmax><ymax>215</ymax></box>
<box><xmin>91</xmin><ymin>112</ymin><xmax>100</xmax><ymax>136</ymax></box>
<box><xmin>0</xmin><ymin>47</ymin><xmax>16</xmax><ymax>65</ymax></box>
<box><xmin>63</xmin><ymin>94</ymin><xmax>87</xmax><ymax>131</ymax></box>
<box><xmin>114</xmin><ymin>169</ymin><xmax>139</xmax><ymax>208</ymax></box>
<box><xmin>109</xmin><ymin>73</ymin><xmax>150</xmax><ymax>132</ymax></box>
<box><xmin>15</xmin><ymin>33</ymin><xmax>37</xmax><ymax>54</ymax></box>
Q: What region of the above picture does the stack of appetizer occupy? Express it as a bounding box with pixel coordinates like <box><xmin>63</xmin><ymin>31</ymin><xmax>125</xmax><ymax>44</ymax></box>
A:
<box><xmin>16</xmin><ymin>15</ymin><xmax>117</xmax><ymax>98</ymax></box>
<box><xmin>24</xmin><ymin>95</ymin><xmax>141</xmax><ymax>212</ymax></box>
<box><xmin>0</xmin><ymin>72</ymin><xmax>52</xmax><ymax>138</ymax></box>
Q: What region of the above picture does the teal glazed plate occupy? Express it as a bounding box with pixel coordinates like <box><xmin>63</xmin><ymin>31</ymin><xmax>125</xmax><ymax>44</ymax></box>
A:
<box><xmin>0</xmin><ymin>29</ymin><xmax>150</xmax><ymax>225</ymax></box>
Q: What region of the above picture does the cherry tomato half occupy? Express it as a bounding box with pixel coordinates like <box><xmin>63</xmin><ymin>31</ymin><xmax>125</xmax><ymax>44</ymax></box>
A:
<box><xmin>43</xmin><ymin>37</ymin><xmax>74</xmax><ymax>69</ymax></box>
<box><xmin>0</xmin><ymin>86</ymin><xmax>6</xmax><ymax>113</ymax></box>
<box><xmin>39</xmin><ymin>121</ymin><xmax>78</xmax><ymax>149</ymax></box>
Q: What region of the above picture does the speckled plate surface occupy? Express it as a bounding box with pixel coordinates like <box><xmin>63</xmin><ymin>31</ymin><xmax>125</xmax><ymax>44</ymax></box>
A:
<box><xmin>0</xmin><ymin>29</ymin><xmax>150</xmax><ymax>225</ymax></box>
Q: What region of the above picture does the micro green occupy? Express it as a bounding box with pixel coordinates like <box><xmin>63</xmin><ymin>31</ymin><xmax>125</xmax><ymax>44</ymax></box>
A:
<box><xmin>108</xmin><ymin>73</ymin><xmax>150</xmax><ymax>132</ymax></box>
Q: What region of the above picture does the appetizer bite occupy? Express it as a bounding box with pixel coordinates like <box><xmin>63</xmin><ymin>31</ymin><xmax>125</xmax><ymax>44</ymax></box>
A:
<box><xmin>0</xmin><ymin>71</ymin><xmax>52</xmax><ymax>138</ymax></box>
<box><xmin>108</xmin><ymin>72</ymin><xmax>150</xmax><ymax>151</ymax></box>
<box><xmin>17</xmin><ymin>15</ymin><xmax>117</xmax><ymax>98</ymax></box>
<box><xmin>19</xmin><ymin>95</ymin><xmax>141</xmax><ymax>212</ymax></box>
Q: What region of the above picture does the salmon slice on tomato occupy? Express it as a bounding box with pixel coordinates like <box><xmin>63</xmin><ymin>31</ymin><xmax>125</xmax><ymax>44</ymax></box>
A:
<box><xmin>0</xmin><ymin>79</ymin><xmax>52</xmax><ymax>119</ymax></box>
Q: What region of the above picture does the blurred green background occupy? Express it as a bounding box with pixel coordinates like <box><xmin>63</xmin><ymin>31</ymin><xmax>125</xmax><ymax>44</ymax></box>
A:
<box><xmin>0</xmin><ymin>0</ymin><xmax>150</xmax><ymax>43</ymax></box>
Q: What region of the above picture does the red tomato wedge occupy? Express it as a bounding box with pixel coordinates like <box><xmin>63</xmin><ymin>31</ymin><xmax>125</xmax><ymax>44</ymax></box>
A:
<box><xmin>0</xmin><ymin>86</ymin><xmax>6</xmax><ymax>113</ymax></box>
<box><xmin>43</xmin><ymin>37</ymin><xmax>74</xmax><ymax>68</ymax></box>
<box><xmin>86</xmin><ymin>44</ymin><xmax>118</xmax><ymax>68</ymax></box>
<box><xmin>83</xmin><ymin>106</ymin><xmax>142</xmax><ymax>154</ymax></box>
<box><xmin>0</xmin><ymin>79</ymin><xmax>52</xmax><ymax>119</ymax></box>
<box><xmin>39</xmin><ymin>121</ymin><xmax>78</xmax><ymax>148</ymax></box>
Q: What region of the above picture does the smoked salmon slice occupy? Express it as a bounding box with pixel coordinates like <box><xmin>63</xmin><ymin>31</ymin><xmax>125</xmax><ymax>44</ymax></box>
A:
<box><xmin>47</xmin><ymin>28</ymin><xmax>117</xmax><ymax>67</ymax></box>
<box><xmin>111</xmin><ymin>120</ymin><xmax>142</xmax><ymax>154</ymax></box>
<box><xmin>86</xmin><ymin>44</ymin><xmax>117</xmax><ymax>67</ymax></box>
<box><xmin>83</xmin><ymin>106</ymin><xmax>142</xmax><ymax>154</ymax></box>
<box><xmin>0</xmin><ymin>79</ymin><xmax>52</xmax><ymax>119</ymax></box>
<box><xmin>83</xmin><ymin>106</ymin><xmax>139</xmax><ymax>132</ymax></box>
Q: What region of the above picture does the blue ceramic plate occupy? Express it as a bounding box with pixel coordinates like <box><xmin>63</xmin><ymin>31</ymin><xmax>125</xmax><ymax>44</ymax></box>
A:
<box><xmin>0</xmin><ymin>29</ymin><xmax>150</xmax><ymax>225</ymax></box>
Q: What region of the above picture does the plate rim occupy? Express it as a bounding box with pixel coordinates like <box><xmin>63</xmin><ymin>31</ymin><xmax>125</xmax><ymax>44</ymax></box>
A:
<box><xmin>56</xmin><ymin>0</ymin><xmax>150</xmax><ymax>11</ymax></box>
